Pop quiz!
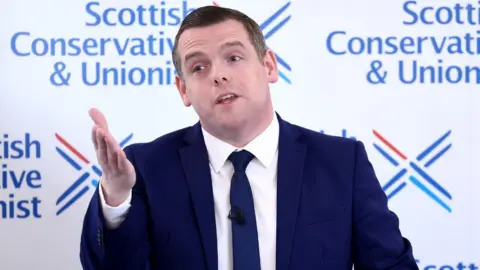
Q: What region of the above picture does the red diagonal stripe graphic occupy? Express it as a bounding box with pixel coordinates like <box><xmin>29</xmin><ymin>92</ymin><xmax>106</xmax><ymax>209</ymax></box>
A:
<box><xmin>55</xmin><ymin>133</ymin><xmax>90</xmax><ymax>164</ymax></box>
<box><xmin>373</xmin><ymin>130</ymin><xmax>408</xmax><ymax>160</ymax></box>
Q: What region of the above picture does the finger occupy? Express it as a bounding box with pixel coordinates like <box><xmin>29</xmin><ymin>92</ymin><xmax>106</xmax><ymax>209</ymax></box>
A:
<box><xmin>117</xmin><ymin>150</ymin><xmax>128</xmax><ymax>173</ymax></box>
<box><xmin>91</xmin><ymin>125</ymin><xmax>99</xmax><ymax>150</ymax></box>
<box><xmin>105</xmin><ymin>135</ymin><xmax>120</xmax><ymax>172</ymax></box>
<box><xmin>89</xmin><ymin>108</ymin><xmax>108</xmax><ymax>131</ymax></box>
<box><xmin>96</xmin><ymin>129</ymin><xmax>109</xmax><ymax>170</ymax></box>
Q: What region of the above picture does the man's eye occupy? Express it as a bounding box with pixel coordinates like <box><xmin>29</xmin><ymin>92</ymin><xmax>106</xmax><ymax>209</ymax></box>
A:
<box><xmin>229</xmin><ymin>56</ymin><xmax>241</xmax><ymax>62</ymax></box>
<box><xmin>193</xmin><ymin>66</ymin><xmax>204</xmax><ymax>72</ymax></box>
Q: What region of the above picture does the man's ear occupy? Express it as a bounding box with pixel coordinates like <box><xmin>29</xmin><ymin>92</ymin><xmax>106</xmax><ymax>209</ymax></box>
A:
<box><xmin>175</xmin><ymin>75</ymin><xmax>192</xmax><ymax>107</ymax></box>
<box><xmin>264</xmin><ymin>49</ymin><xmax>279</xmax><ymax>83</ymax></box>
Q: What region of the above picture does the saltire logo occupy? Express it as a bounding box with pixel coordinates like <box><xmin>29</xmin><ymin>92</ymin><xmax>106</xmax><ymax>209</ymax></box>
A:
<box><xmin>372</xmin><ymin>130</ymin><xmax>453</xmax><ymax>212</ymax></box>
<box><xmin>54</xmin><ymin>133</ymin><xmax>133</xmax><ymax>216</ymax></box>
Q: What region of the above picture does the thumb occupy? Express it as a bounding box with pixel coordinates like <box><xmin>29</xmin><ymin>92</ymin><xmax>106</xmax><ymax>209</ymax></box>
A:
<box><xmin>89</xmin><ymin>108</ymin><xmax>108</xmax><ymax>130</ymax></box>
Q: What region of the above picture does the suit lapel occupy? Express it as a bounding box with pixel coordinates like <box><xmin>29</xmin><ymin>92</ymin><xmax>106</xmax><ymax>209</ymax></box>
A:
<box><xmin>276</xmin><ymin>116</ymin><xmax>306</xmax><ymax>270</ymax></box>
<box><xmin>179</xmin><ymin>123</ymin><xmax>217</xmax><ymax>270</ymax></box>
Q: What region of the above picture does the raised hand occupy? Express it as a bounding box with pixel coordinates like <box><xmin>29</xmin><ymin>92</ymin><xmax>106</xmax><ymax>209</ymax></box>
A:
<box><xmin>89</xmin><ymin>108</ymin><xmax>136</xmax><ymax>206</ymax></box>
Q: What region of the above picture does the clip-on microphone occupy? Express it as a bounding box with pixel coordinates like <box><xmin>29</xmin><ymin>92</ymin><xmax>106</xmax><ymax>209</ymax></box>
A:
<box><xmin>228</xmin><ymin>206</ymin><xmax>245</xmax><ymax>224</ymax></box>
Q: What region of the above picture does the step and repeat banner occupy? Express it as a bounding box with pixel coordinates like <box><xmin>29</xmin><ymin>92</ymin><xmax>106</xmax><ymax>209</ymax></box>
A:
<box><xmin>1</xmin><ymin>0</ymin><xmax>479</xmax><ymax>269</ymax></box>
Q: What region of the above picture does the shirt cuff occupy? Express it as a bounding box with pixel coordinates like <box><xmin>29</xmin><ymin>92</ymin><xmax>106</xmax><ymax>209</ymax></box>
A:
<box><xmin>98</xmin><ymin>181</ymin><xmax>132</xmax><ymax>229</ymax></box>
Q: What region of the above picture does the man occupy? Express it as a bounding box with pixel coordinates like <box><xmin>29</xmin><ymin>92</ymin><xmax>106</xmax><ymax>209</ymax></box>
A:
<box><xmin>80</xmin><ymin>5</ymin><xmax>419</xmax><ymax>270</ymax></box>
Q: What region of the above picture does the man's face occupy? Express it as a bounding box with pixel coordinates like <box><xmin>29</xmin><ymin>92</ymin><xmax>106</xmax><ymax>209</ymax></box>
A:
<box><xmin>175</xmin><ymin>19</ymin><xmax>278</xmax><ymax>135</ymax></box>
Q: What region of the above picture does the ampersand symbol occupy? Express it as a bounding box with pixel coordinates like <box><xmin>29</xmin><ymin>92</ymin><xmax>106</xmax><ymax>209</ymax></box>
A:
<box><xmin>367</xmin><ymin>60</ymin><xmax>387</xmax><ymax>84</ymax></box>
<box><xmin>50</xmin><ymin>62</ymin><xmax>71</xmax><ymax>86</ymax></box>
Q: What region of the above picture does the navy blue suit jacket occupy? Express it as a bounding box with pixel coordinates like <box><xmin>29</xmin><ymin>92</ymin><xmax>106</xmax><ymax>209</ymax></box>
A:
<box><xmin>80</xmin><ymin>115</ymin><xmax>418</xmax><ymax>270</ymax></box>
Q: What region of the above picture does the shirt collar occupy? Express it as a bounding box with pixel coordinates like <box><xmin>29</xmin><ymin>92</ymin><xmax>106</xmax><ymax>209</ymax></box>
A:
<box><xmin>202</xmin><ymin>113</ymin><xmax>279</xmax><ymax>173</ymax></box>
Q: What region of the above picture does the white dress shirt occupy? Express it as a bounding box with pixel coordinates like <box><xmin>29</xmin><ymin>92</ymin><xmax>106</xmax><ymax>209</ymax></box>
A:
<box><xmin>98</xmin><ymin>114</ymin><xmax>280</xmax><ymax>270</ymax></box>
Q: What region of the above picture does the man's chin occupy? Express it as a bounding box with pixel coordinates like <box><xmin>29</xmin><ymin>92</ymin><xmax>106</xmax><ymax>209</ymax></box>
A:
<box><xmin>215</xmin><ymin>116</ymin><xmax>246</xmax><ymax>130</ymax></box>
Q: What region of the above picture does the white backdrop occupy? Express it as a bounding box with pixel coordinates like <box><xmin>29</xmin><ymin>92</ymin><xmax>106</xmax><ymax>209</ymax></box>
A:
<box><xmin>1</xmin><ymin>0</ymin><xmax>479</xmax><ymax>269</ymax></box>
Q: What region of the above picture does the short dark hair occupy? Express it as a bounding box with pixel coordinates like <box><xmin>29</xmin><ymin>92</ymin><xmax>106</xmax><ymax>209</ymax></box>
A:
<box><xmin>172</xmin><ymin>5</ymin><xmax>268</xmax><ymax>79</ymax></box>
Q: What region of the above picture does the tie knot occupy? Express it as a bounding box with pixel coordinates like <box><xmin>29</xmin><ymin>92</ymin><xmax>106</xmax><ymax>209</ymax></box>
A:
<box><xmin>228</xmin><ymin>150</ymin><xmax>254</xmax><ymax>172</ymax></box>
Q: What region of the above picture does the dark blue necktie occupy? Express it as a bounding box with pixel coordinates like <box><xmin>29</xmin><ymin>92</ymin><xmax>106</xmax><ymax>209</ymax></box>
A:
<box><xmin>228</xmin><ymin>150</ymin><xmax>261</xmax><ymax>270</ymax></box>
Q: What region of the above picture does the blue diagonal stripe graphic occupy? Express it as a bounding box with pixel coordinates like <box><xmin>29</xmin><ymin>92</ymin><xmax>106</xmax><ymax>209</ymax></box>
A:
<box><xmin>416</xmin><ymin>130</ymin><xmax>451</xmax><ymax>161</ymax></box>
<box><xmin>409</xmin><ymin>162</ymin><xmax>452</xmax><ymax>200</ymax></box>
<box><xmin>386</xmin><ymin>182</ymin><xmax>407</xmax><ymax>199</ymax></box>
<box><xmin>373</xmin><ymin>143</ymin><xmax>399</xmax><ymax>166</ymax></box>
<box><xmin>91</xmin><ymin>179</ymin><xmax>99</xmax><ymax>187</ymax></box>
<box><xmin>119</xmin><ymin>133</ymin><xmax>133</xmax><ymax>148</ymax></box>
<box><xmin>264</xmin><ymin>15</ymin><xmax>291</xmax><ymax>40</ymax></box>
<box><xmin>258</xmin><ymin>2</ymin><xmax>292</xmax><ymax>83</ymax></box>
<box><xmin>92</xmin><ymin>165</ymin><xmax>102</xmax><ymax>177</ymax></box>
<box><xmin>382</xmin><ymin>168</ymin><xmax>407</xmax><ymax>192</ymax></box>
<box><xmin>56</xmin><ymin>147</ymin><xmax>81</xmax><ymax>171</ymax></box>
<box><xmin>57</xmin><ymin>172</ymin><xmax>90</xmax><ymax>205</ymax></box>
<box><xmin>259</xmin><ymin>2</ymin><xmax>291</xmax><ymax>31</ymax></box>
<box><xmin>409</xmin><ymin>175</ymin><xmax>451</xmax><ymax>212</ymax></box>
<box><xmin>424</xmin><ymin>144</ymin><xmax>451</xmax><ymax>168</ymax></box>
<box><xmin>275</xmin><ymin>53</ymin><xmax>291</xmax><ymax>71</ymax></box>
<box><xmin>56</xmin><ymin>186</ymin><xmax>90</xmax><ymax>216</ymax></box>
<box><xmin>278</xmin><ymin>72</ymin><xmax>291</xmax><ymax>84</ymax></box>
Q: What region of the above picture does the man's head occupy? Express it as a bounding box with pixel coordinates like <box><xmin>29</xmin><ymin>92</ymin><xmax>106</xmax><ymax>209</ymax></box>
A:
<box><xmin>172</xmin><ymin>5</ymin><xmax>279</xmax><ymax>146</ymax></box>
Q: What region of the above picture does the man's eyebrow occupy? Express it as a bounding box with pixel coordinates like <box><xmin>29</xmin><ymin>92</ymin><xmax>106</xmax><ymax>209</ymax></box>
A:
<box><xmin>183</xmin><ymin>41</ymin><xmax>245</xmax><ymax>63</ymax></box>
<box><xmin>220</xmin><ymin>41</ymin><xmax>245</xmax><ymax>50</ymax></box>
<box><xmin>184</xmin><ymin>51</ymin><xmax>204</xmax><ymax>64</ymax></box>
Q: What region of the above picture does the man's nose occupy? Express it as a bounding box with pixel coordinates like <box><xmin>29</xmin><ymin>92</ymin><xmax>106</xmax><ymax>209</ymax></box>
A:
<box><xmin>212</xmin><ymin>65</ymin><xmax>231</xmax><ymax>85</ymax></box>
<box><xmin>213</xmin><ymin>76</ymin><xmax>228</xmax><ymax>85</ymax></box>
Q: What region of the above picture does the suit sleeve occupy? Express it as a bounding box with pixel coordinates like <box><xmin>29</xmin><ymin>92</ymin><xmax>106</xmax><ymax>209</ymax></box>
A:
<box><xmin>98</xmin><ymin>181</ymin><xmax>132</xmax><ymax>229</ymax></box>
<box><xmin>79</xmin><ymin>144</ymin><xmax>151</xmax><ymax>270</ymax></box>
<box><xmin>351</xmin><ymin>141</ymin><xmax>419</xmax><ymax>270</ymax></box>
